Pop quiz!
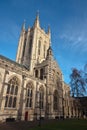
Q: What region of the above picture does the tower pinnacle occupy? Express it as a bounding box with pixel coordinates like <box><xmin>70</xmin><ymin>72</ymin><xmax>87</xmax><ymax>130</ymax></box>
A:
<box><xmin>47</xmin><ymin>25</ymin><xmax>51</xmax><ymax>44</ymax></box>
<box><xmin>33</xmin><ymin>12</ymin><xmax>40</xmax><ymax>28</ymax></box>
<box><xmin>47</xmin><ymin>25</ymin><xmax>51</xmax><ymax>35</ymax></box>
<box><xmin>22</xmin><ymin>20</ymin><xmax>26</xmax><ymax>31</ymax></box>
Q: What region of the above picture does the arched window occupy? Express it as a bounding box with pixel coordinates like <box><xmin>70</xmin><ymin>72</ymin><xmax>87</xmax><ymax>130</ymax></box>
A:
<box><xmin>7</xmin><ymin>84</ymin><xmax>10</xmax><ymax>94</ymax></box>
<box><xmin>26</xmin><ymin>82</ymin><xmax>33</xmax><ymax>108</ymax></box>
<box><xmin>22</xmin><ymin>38</ymin><xmax>26</xmax><ymax>59</ymax></box>
<box><xmin>35</xmin><ymin>70</ymin><xmax>38</xmax><ymax>78</ymax></box>
<box><xmin>40</xmin><ymin>68</ymin><xmax>44</xmax><ymax>80</ymax></box>
<box><xmin>44</xmin><ymin>44</ymin><xmax>46</xmax><ymax>58</ymax></box>
<box><xmin>38</xmin><ymin>40</ymin><xmax>41</xmax><ymax>55</ymax></box>
<box><xmin>39</xmin><ymin>87</ymin><xmax>44</xmax><ymax>109</ymax></box>
<box><xmin>13</xmin><ymin>97</ymin><xmax>17</xmax><ymax>108</ymax></box>
<box><xmin>5</xmin><ymin>76</ymin><xmax>19</xmax><ymax>108</ymax></box>
<box><xmin>53</xmin><ymin>90</ymin><xmax>58</xmax><ymax>111</ymax></box>
<box><xmin>29</xmin><ymin>39</ymin><xmax>32</xmax><ymax>55</ymax></box>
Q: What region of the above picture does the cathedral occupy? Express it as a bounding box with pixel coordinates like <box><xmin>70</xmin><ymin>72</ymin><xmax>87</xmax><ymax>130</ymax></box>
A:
<box><xmin>0</xmin><ymin>14</ymin><xmax>83</xmax><ymax>122</ymax></box>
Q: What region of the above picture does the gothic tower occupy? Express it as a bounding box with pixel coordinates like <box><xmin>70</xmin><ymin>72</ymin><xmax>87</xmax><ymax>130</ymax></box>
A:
<box><xmin>16</xmin><ymin>14</ymin><xmax>51</xmax><ymax>74</ymax></box>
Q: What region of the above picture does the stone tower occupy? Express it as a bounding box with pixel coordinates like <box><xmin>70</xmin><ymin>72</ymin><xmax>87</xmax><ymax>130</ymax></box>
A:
<box><xmin>16</xmin><ymin>14</ymin><xmax>51</xmax><ymax>74</ymax></box>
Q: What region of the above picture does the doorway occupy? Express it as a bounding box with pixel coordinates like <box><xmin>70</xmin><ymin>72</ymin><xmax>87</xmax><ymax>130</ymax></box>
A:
<box><xmin>25</xmin><ymin>111</ymin><xmax>28</xmax><ymax>121</ymax></box>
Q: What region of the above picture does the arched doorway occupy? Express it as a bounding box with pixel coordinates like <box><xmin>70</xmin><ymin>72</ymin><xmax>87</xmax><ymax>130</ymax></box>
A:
<box><xmin>25</xmin><ymin>111</ymin><xmax>28</xmax><ymax>121</ymax></box>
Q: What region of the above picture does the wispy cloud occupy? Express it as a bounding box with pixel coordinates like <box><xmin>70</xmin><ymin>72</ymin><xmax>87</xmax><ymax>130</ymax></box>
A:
<box><xmin>0</xmin><ymin>19</ymin><xmax>20</xmax><ymax>45</ymax></box>
<box><xmin>59</xmin><ymin>21</ymin><xmax>87</xmax><ymax>53</ymax></box>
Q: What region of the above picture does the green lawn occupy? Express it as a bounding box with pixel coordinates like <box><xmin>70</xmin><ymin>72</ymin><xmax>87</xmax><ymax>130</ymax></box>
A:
<box><xmin>30</xmin><ymin>119</ymin><xmax>87</xmax><ymax>130</ymax></box>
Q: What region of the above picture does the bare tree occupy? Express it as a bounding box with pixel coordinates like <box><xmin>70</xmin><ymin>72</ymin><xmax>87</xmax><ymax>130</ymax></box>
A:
<box><xmin>70</xmin><ymin>68</ymin><xmax>86</xmax><ymax>97</ymax></box>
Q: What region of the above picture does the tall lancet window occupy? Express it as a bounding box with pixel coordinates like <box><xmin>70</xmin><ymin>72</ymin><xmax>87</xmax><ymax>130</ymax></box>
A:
<box><xmin>40</xmin><ymin>68</ymin><xmax>44</xmax><ymax>80</ymax></box>
<box><xmin>35</xmin><ymin>70</ymin><xmax>38</xmax><ymax>78</ymax></box>
<box><xmin>38</xmin><ymin>40</ymin><xmax>41</xmax><ymax>55</ymax></box>
<box><xmin>44</xmin><ymin>44</ymin><xmax>46</xmax><ymax>58</ymax></box>
<box><xmin>22</xmin><ymin>38</ymin><xmax>26</xmax><ymax>59</ymax></box>
<box><xmin>26</xmin><ymin>82</ymin><xmax>33</xmax><ymax>108</ymax></box>
<box><xmin>29</xmin><ymin>39</ymin><xmax>32</xmax><ymax>55</ymax></box>
<box><xmin>5</xmin><ymin>76</ymin><xmax>19</xmax><ymax>108</ymax></box>
<box><xmin>39</xmin><ymin>87</ymin><xmax>44</xmax><ymax>109</ymax></box>
<box><xmin>53</xmin><ymin>90</ymin><xmax>58</xmax><ymax>111</ymax></box>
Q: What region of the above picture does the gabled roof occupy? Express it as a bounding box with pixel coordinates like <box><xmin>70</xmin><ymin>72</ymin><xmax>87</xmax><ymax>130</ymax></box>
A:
<box><xmin>0</xmin><ymin>55</ymin><xmax>28</xmax><ymax>70</ymax></box>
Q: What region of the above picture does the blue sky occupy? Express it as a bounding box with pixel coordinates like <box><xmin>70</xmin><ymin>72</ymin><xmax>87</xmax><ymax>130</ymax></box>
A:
<box><xmin>0</xmin><ymin>0</ymin><xmax>87</xmax><ymax>84</ymax></box>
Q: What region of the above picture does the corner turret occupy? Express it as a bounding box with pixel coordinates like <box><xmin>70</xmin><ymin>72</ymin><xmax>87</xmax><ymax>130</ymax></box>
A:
<box><xmin>46</xmin><ymin>46</ymin><xmax>53</xmax><ymax>60</ymax></box>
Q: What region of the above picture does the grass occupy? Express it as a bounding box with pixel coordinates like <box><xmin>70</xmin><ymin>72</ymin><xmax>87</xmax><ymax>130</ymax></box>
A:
<box><xmin>30</xmin><ymin>119</ymin><xmax>87</xmax><ymax>130</ymax></box>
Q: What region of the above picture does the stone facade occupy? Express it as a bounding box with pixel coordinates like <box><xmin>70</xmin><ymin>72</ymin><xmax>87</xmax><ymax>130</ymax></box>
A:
<box><xmin>0</xmin><ymin>14</ymin><xmax>85</xmax><ymax>122</ymax></box>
